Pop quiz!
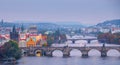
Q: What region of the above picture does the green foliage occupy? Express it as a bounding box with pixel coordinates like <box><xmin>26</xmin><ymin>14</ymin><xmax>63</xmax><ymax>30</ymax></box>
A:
<box><xmin>97</xmin><ymin>33</ymin><xmax>120</xmax><ymax>44</ymax></box>
<box><xmin>1</xmin><ymin>40</ymin><xmax>22</xmax><ymax>59</ymax></box>
<box><xmin>46</xmin><ymin>29</ymin><xmax>67</xmax><ymax>46</ymax></box>
<box><xmin>47</xmin><ymin>34</ymin><xmax>54</xmax><ymax>46</ymax></box>
<box><xmin>43</xmin><ymin>42</ymin><xmax>48</xmax><ymax>47</ymax></box>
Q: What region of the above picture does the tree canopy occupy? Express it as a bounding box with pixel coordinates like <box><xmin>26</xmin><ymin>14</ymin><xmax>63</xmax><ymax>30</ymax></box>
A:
<box><xmin>0</xmin><ymin>40</ymin><xmax>21</xmax><ymax>59</ymax></box>
<box><xmin>97</xmin><ymin>33</ymin><xmax>120</xmax><ymax>44</ymax></box>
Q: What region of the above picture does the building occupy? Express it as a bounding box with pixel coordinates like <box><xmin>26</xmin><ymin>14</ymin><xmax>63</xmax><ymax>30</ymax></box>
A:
<box><xmin>111</xmin><ymin>27</ymin><xmax>120</xmax><ymax>34</ymax></box>
<box><xmin>26</xmin><ymin>37</ymin><xmax>36</xmax><ymax>47</ymax></box>
<box><xmin>19</xmin><ymin>32</ymin><xmax>27</xmax><ymax>47</ymax></box>
<box><xmin>0</xmin><ymin>35</ymin><xmax>8</xmax><ymax>46</ymax></box>
<box><xmin>28</xmin><ymin>25</ymin><xmax>38</xmax><ymax>35</ymax></box>
<box><xmin>100</xmin><ymin>28</ymin><xmax>110</xmax><ymax>33</ymax></box>
<box><xmin>18</xmin><ymin>25</ymin><xmax>47</xmax><ymax>47</ymax></box>
<box><xmin>10</xmin><ymin>25</ymin><xmax>19</xmax><ymax>42</ymax></box>
<box><xmin>19</xmin><ymin>24</ymin><xmax>27</xmax><ymax>47</ymax></box>
<box><xmin>36</xmin><ymin>34</ymin><xmax>47</xmax><ymax>47</ymax></box>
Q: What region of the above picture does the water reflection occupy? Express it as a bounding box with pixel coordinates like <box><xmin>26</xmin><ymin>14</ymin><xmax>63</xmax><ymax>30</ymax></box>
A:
<box><xmin>52</xmin><ymin>50</ymin><xmax>63</xmax><ymax>57</ymax></box>
<box><xmin>51</xmin><ymin>49</ymin><xmax>120</xmax><ymax>57</ymax></box>
<box><xmin>107</xmin><ymin>49</ymin><xmax>120</xmax><ymax>57</ymax></box>
<box><xmin>70</xmin><ymin>49</ymin><xmax>82</xmax><ymax>56</ymax></box>
<box><xmin>16</xmin><ymin>56</ymin><xmax>120</xmax><ymax>65</ymax></box>
<box><xmin>88</xmin><ymin>49</ymin><xmax>101</xmax><ymax>56</ymax></box>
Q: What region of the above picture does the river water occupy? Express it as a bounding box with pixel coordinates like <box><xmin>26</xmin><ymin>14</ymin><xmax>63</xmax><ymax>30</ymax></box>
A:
<box><xmin>17</xmin><ymin>56</ymin><xmax>120</xmax><ymax>65</ymax></box>
<box><xmin>17</xmin><ymin>49</ymin><xmax>120</xmax><ymax>65</ymax></box>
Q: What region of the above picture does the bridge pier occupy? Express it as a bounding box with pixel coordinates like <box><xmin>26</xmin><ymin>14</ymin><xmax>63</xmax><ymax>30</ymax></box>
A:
<box><xmin>21</xmin><ymin>49</ymin><xmax>27</xmax><ymax>56</ymax></box>
<box><xmin>81</xmin><ymin>51</ymin><xmax>88</xmax><ymax>57</ymax></box>
<box><xmin>72</xmin><ymin>40</ymin><xmax>75</xmax><ymax>43</ymax></box>
<box><xmin>101</xmin><ymin>51</ymin><xmax>107</xmax><ymax>57</ymax></box>
<box><xmin>87</xmin><ymin>40</ymin><xmax>91</xmax><ymax>44</ymax></box>
<box><xmin>101</xmin><ymin>44</ymin><xmax>107</xmax><ymax>57</ymax></box>
<box><xmin>42</xmin><ymin>51</ymin><xmax>46</xmax><ymax>56</ymax></box>
<box><xmin>28</xmin><ymin>50</ymin><xmax>35</xmax><ymax>56</ymax></box>
<box><xmin>46</xmin><ymin>51</ymin><xmax>52</xmax><ymax>57</ymax></box>
<box><xmin>63</xmin><ymin>52</ymin><xmax>70</xmax><ymax>57</ymax></box>
<box><xmin>63</xmin><ymin>47</ymin><xmax>70</xmax><ymax>57</ymax></box>
<box><xmin>22</xmin><ymin>51</ymin><xmax>27</xmax><ymax>56</ymax></box>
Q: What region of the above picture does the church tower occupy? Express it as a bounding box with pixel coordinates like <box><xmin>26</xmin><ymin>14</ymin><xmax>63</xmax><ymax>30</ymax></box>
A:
<box><xmin>10</xmin><ymin>25</ymin><xmax>19</xmax><ymax>42</ymax></box>
<box><xmin>0</xmin><ymin>19</ymin><xmax>3</xmax><ymax>27</ymax></box>
<box><xmin>21</xmin><ymin>24</ymin><xmax>24</xmax><ymax>33</ymax></box>
<box><xmin>19</xmin><ymin>24</ymin><xmax>27</xmax><ymax>47</ymax></box>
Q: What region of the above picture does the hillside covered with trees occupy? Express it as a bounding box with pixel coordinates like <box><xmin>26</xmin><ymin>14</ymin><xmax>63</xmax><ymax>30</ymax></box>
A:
<box><xmin>96</xmin><ymin>19</ymin><xmax>120</xmax><ymax>27</ymax></box>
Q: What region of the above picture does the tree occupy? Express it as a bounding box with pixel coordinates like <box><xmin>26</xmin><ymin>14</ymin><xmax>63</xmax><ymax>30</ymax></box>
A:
<box><xmin>43</xmin><ymin>42</ymin><xmax>48</xmax><ymax>47</ymax></box>
<box><xmin>47</xmin><ymin>34</ymin><xmax>54</xmax><ymax>46</ymax></box>
<box><xmin>46</xmin><ymin>29</ymin><xmax>67</xmax><ymax>46</ymax></box>
<box><xmin>1</xmin><ymin>40</ymin><xmax>22</xmax><ymax>59</ymax></box>
<box><xmin>98</xmin><ymin>32</ymin><xmax>120</xmax><ymax>45</ymax></box>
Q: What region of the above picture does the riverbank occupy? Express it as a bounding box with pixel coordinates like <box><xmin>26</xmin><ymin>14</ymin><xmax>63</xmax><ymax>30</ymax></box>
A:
<box><xmin>0</xmin><ymin>58</ymin><xmax>17</xmax><ymax>65</ymax></box>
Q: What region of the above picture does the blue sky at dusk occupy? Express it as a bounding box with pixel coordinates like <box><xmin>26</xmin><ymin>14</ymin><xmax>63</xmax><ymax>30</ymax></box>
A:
<box><xmin>0</xmin><ymin>0</ymin><xmax>120</xmax><ymax>25</ymax></box>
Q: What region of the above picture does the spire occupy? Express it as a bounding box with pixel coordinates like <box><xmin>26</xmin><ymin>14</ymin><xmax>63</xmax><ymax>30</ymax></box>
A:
<box><xmin>1</xmin><ymin>19</ymin><xmax>3</xmax><ymax>27</ymax></box>
<box><xmin>21</xmin><ymin>24</ymin><xmax>24</xmax><ymax>32</ymax></box>
<box><xmin>55</xmin><ymin>28</ymin><xmax>60</xmax><ymax>35</ymax></box>
<box><xmin>1</xmin><ymin>19</ymin><xmax>3</xmax><ymax>24</ymax></box>
<box><xmin>12</xmin><ymin>25</ymin><xmax>16</xmax><ymax>32</ymax></box>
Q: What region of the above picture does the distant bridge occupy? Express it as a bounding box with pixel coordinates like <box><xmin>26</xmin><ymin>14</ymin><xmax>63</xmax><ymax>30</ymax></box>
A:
<box><xmin>20</xmin><ymin>44</ymin><xmax>120</xmax><ymax>57</ymax></box>
<box><xmin>67</xmin><ymin>38</ymin><xmax>97</xmax><ymax>43</ymax></box>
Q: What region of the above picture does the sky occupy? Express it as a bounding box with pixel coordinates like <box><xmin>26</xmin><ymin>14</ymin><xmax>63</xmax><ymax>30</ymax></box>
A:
<box><xmin>0</xmin><ymin>0</ymin><xmax>120</xmax><ymax>25</ymax></box>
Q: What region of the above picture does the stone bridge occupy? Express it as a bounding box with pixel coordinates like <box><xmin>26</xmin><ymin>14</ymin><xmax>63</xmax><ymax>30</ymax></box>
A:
<box><xmin>20</xmin><ymin>45</ymin><xmax>120</xmax><ymax>57</ymax></box>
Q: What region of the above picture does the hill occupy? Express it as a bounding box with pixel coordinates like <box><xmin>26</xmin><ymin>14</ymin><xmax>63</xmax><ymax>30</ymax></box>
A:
<box><xmin>96</xmin><ymin>19</ymin><xmax>120</xmax><ymax>27</ymax></box>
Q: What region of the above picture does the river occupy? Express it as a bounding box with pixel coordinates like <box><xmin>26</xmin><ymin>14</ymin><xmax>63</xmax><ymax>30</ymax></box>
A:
<box><xmin>17</xmin><ymin>56</ymin><xmax>120</xmax><ymax>65</ymax></box>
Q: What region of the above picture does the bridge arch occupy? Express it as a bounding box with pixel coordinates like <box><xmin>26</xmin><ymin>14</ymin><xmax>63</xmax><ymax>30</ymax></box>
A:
<box><xmin>52</xmin><ymin>49</ymin><xmax>63</xmax><ymax>57</ymax></box>
<box><xmin>75</xmin><ymin>40</ymin><xmax>87</xmax><ymax>44</ymax></box>
<box><xmin>107</xmin><ymin>49</ymin><xmax>120</xmax><ymax>57</ymax></box>
<box><xmin>21</xmin><ymin>49</ymin><xmax>27</xmax><ymax>56</ymax></box>
<box><xmin>69</xmin><ymin>49</ymin><xmax>82</xmax><ymax>56</ymax></box>
<box><xmin>90</xmin><ymin>40</ymin><xmax>98</xmax><ymax>44</ymax></box>
<box><xmin>88</xmin><ymin>49</ymin><xmax>101</xmax><ymax>56</ymax></box>
<box><xmin>66</xmin><ymin>40</ymin><xmax>72</xmax><ymax>43</ymax></box>
<box><xmin>34</xmin><ymin>49</ymin><xmax>43</xmax><ymax>57</ymax></box>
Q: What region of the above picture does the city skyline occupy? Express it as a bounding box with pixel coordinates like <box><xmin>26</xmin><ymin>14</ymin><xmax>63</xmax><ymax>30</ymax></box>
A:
<box><xmin>0</xmin><ymin>0</ymin><xmax>120</xmax><ymax>25</ymax></box>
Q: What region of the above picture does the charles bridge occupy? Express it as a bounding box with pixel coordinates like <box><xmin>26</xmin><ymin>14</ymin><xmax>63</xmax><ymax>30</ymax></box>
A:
<box><xmin>20</xmin><ymin>44</ymin><xmax>120</xmax><ymax>57</ymax></box>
